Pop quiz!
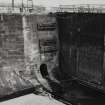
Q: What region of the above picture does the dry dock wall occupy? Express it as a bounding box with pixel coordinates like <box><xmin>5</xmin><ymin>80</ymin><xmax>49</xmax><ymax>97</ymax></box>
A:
<box><xmin>0</xmin><ymin>13</ymin><xmax>59</xmax><ymax>96</ymax></box>
<box><xmin>0</xmin><ymin>14</ymin><xmax>24</xmax><ymax>72</ymax></box>
<box><xmin>0</xmin><ymin>14</ymin><xmax>32</xmax><ymax>97</ymax></box>
<box><xmin>23</xmin><ymin>14</ymin><xmax>59</xmax><ymax>91</ymax></box>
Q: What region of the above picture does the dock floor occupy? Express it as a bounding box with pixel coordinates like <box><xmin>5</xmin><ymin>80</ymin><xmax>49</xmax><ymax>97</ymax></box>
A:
<box><xmin>0</xmin><ymin>94</ymin><xmax>66</xmax><ymax>105</ymax></box>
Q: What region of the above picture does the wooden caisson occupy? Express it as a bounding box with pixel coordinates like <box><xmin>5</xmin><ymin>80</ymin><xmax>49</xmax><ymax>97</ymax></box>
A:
<box><xmin>56</xmin><ymin>12</ymin><xmax>105</xmax><ymax>92</ymax></box>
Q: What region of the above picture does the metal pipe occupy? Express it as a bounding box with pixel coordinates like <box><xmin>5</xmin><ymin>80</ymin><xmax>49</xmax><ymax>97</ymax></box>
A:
<box><xmin>12</xmin><ymin>0</ymin><xmax>14</xmax><ymax>10</ymax></box>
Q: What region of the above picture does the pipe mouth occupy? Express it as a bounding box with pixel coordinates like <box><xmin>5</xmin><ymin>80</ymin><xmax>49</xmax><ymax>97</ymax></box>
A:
<box><xmin>40</xmin><ymin>63</ymin><xmax>49</xmax><ymax>79</ymax></box>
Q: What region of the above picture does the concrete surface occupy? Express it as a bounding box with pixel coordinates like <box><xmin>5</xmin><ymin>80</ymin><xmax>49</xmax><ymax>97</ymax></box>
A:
<box><xmin>0</xmin><ymin>94</ymin><xmax>65</xmax><ymax>105</ymax></box>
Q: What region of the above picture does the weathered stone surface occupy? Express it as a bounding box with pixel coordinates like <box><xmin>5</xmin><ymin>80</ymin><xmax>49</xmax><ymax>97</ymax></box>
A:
<box><xmin>0</xmin><ymin>14</ymin><xmax>59</xmax><ymax>96</ymax></box>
